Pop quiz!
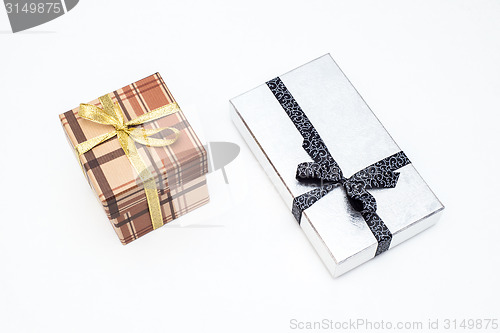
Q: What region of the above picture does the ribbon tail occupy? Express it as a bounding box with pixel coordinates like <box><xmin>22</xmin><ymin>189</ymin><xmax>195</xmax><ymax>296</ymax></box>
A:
<box><xmin>117</xmin><ymin>131</ymin><xmax>164</xmax><ymax>230</ymax></box>
<box><xmin>350</xmin><ymin>151</ymin><xmax>411</xmax><ymax>189</ymax></box>
<box><xmin>75</xmin><ymin>131</ymin><xmax>118</xmax><ymax>156</ymax></box>
<box><xmin>344</xmin><ymin>183</ymin><xmax>391</xmax><ymax>255</ymax></box>
<box><xmin>360</xmin><ymin>211</ymin><xmax>392</xmax><ymax>256</ymax></box>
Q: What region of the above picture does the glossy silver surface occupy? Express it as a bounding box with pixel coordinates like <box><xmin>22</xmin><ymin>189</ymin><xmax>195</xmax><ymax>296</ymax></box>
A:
<box><xmin>230</xmin><ymin>54</ymin><xmax>444</xmax><ymax>277</ymax></box>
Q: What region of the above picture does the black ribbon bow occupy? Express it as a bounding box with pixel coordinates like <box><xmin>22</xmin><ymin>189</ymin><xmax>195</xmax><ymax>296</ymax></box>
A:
<box><xmin>266</xmin><ymin>77</ymin><xmax>411</xmax><ymax>256</ymax></box>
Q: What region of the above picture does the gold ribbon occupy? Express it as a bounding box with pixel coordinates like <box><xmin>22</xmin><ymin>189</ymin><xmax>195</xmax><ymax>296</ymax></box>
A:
<box><xmin>75</xmin><ymin>94</ymin><xmax>181</xmax><ymax>230</ymax></box>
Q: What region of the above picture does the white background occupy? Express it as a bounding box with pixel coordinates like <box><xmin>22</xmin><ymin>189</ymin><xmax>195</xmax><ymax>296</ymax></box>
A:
<box><xmin>1</xmin><ymin>1</ymin><xmax>499</xmax><ymax>332</ymax></box>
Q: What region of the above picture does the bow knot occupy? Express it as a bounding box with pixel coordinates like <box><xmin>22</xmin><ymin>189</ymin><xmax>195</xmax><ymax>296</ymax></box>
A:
<box><xmin>75</xmin><ymin>97</ymin><xmax>181</xmax><ymax>156</ymax></box>
<box><xmin>295</xmin><ymin>160</ymin><xmax>402</xmax><ymax>215</ymax></box>
<box><xmin>74</xmin><ymin>94</ymin><xmax>182</xmax><ymax>230</ymax></box>
<box><xmin>115</xmin><ymin>124</ymin><xmax>128</xmax><ymax>132</ymax></box>
<box><xmin>292</xmin><ymin>151</ymin><xmax>410</xmax><ymax>256</ymax></box>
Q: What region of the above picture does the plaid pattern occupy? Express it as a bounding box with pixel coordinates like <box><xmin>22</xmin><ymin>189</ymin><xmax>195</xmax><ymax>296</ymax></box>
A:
<box><xmin>113</xmin><ymin>176</ymin><xmax>209</xmax><ymax>244</ymax></box>
<box><xmin>59</xmin><ymin>73</ymin><xmax>209</xmax><ymax>244</ymax></box>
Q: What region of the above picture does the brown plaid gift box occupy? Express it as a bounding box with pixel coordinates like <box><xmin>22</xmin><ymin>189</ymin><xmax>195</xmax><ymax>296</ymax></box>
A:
<box><xmin>59</xmin><ymin>73</ymin><xmax>209</xmax><ymax>244</ymax></box>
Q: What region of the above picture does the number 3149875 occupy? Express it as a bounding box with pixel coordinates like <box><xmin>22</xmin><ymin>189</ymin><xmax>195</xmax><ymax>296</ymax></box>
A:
<box><xmin>5</xmin><ymin>2</ymin><xmax>62</xmax><ymax>14</ymax></box>
<box><xmin>444</xmin><ymin>319</ymin><xmax>498</xmax><ymax>330</ymax></box>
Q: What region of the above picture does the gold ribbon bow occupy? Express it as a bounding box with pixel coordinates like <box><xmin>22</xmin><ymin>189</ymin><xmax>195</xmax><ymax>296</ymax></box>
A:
<box><xmin>75</xmin><ymin>94</ymin><xmax>181</xmax><ymax>230</ymax></box>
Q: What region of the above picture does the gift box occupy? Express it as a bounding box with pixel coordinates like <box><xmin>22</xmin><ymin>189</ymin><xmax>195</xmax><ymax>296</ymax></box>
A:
<box><xmin>230</xmin><ymin>54</ymin><xmax>444</xmax><ymax>277</ymax></box>
<box><xmin>60</xmin><ymin>73</ymin><xmax>209</xmax><ymax>244</ymax></box>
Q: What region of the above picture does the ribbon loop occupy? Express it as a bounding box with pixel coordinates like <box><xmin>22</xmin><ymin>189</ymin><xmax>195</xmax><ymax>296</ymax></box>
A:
<box><xmin>296</xmin><ymin>162</ymin><xmax>343</xmax><ymax>184</ymax></box>
<box><xmin>74</xmin><ymin>93</ymin><xmax>181</xmax><ymax>230</ymax></box>
<box><xmin>79</xmin><ymin>103</ymin><xmax>122</xmax><ymax>127</ymax></box>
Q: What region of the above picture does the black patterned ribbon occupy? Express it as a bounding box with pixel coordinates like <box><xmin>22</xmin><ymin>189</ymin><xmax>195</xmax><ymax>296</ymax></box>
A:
<box><xmin>266</xmin><ymin>77</ymin><xmax>411</xmax><ymax>256</ymax></box>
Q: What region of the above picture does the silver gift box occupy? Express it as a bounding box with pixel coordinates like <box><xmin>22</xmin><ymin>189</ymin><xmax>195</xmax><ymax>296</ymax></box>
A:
<box><xmin>230</xmin><ymin>54</ymin><xmax>444</xmax><ymax>277</ymax></box>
